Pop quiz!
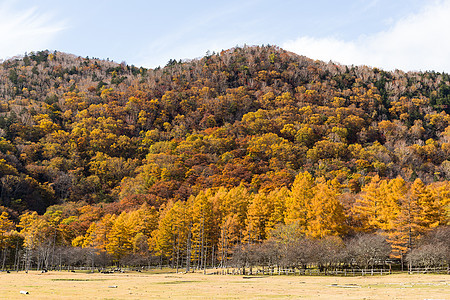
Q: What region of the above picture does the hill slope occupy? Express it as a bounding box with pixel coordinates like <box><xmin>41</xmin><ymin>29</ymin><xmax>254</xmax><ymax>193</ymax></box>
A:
<box><xmin>0</xmin><ymin>45</ymin><xmax>449</xmax><ymax>214</ymax></box>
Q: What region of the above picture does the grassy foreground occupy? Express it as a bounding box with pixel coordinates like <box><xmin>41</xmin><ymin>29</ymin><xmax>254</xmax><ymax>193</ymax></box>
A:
<box><xmin>0</xmin><ymin>270</ymin><xmax>448</xmax><ymax>299</ymax></box>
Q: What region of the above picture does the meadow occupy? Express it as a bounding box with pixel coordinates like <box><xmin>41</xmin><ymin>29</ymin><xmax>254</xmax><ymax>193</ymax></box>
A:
<box><xmin>0</xmin><ymin>270</ymin><xmax>448</xmax><ymax>299</ymax></box>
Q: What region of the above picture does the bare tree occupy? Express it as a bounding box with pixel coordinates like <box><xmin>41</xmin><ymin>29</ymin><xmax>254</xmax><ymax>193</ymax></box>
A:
<box><xmin>345</xmin><ymin>233</ymin><xmax>391</xmax><ymax>269</ymax></box>
<box><xmin>407</xmin><ymin>226</ymin><xmax>450</xmax><ymax>269</ymax></box>
<box><xmin>407</xmin><ymin>244</ymin><xmax>447</xmax><ymax>269</ymax></box>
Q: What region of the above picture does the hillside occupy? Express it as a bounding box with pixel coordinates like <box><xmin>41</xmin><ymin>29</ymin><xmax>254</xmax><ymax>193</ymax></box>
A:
<box><xmin>0</xmin><ymin>46</ymin><xmax>448</xmax><ymax>268</ymax></box>
<box><xmin>0</xmin><ymin>46</ymin><xmax>449</xmax><ymax>212</ymax></box>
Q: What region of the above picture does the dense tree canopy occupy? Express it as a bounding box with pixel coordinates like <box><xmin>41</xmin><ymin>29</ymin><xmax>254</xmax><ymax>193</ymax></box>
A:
<box><xmin>0</xmin><ymin>46</ymin><xmax>448</xmax><ymax>269</ymax></box>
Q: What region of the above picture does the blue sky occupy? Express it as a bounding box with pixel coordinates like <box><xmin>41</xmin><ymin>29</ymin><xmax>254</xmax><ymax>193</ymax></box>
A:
<box><xmin>1</xmin><ymin>0</ymin><xmax>449</xmax><ymax>72</ymax></box>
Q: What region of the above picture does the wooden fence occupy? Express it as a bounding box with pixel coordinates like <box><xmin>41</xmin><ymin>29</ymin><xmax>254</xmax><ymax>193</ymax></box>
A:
<box><xmin>408</xmin><ymin>267</ymin><xmax>449</xmax><ymax>274</ymax></box>
<box><xmin>208</xmin><ymin>267</ymin><xmax>393</xmax><ymax>276</ymax></box>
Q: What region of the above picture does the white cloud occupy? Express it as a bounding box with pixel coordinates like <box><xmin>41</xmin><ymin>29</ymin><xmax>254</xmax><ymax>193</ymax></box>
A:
<box><xmin>0</xmin><ymin>1</ymin><xmax>66</xmax><ymax>60</ymax></box>
<box><xmin>282</xmin><ymin>0</ymin><xmax>450</xmax><ymax>72</ymax></box>
<box><xmin>135</xmin><ymin>0</ymin><xmax>261</xmax><ymax>68</ymax></box>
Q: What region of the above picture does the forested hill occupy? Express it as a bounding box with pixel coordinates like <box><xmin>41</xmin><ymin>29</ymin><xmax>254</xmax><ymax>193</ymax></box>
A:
<box><xmin>0</xmin><ymin>45</ymin><xmax>449</xmax><ymax>213</ymax></box>
<box><xmin>0</xmin><ymin>46</ymin><xmax>448</xmax><ymax>266</ymax></box>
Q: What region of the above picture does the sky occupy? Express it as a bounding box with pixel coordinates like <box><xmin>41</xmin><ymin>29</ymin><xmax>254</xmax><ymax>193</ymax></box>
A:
<box><xmin>1</xmin><ymin>0</ymin><xmax>450</xmax><ymax>72</ymax></box>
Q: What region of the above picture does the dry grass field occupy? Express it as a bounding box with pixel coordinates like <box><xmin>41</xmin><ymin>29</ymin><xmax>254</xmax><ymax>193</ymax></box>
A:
<box><xmin>0</xmin><ymin>270</ymin><xmax>448</xmax><ymax>299</ymax></box>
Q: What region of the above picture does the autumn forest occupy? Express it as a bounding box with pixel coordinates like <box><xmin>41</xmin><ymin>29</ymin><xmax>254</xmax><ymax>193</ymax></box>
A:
<box><xmin>0</xmin><ymin>46</ymin><xmax>448</xmax><ymax>272</ymax></box>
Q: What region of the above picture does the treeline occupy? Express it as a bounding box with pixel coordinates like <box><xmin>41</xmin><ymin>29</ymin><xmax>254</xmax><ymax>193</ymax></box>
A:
<box><xmin>0</xmin><ymin>174</ymin><xmax>448</xmax><ymax>271</ymax></box>
<box><xmin>231</xmin><ymin>227</ymin><xmax>449</xmax><ymax>274</ymax></box>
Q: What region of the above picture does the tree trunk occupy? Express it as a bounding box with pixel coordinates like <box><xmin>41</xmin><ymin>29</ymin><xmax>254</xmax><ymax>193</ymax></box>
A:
<box><xmin>176</xmin><ymin>227</ymin><xmax>180</xmax><ymax>273</ymax></box>
<box><xmin>1</xmin><ymin>249</ymin><xmax>6</xmax><ymax>271</ymax></box>
<box><xmin>171</xmin><ymin>232</ymin><xmax>176</xmax><ymax>269</ymax></box>
<box><xmin>211</xmin><ymin>244</ymin><xmax>215</xmax><ymax>269</ymax></box>
<box><xmin>186</xmin><ymin>223</ymin><xmax>192</xmax><ymax>272</ymax></box>
<box><xmin>200</xmin><ymin>216</ymin><xmax>205</xmax><ymax>271</ymax></box>
<box><xmin>13</xmin><ymin>245</ymin><xmax>19</xmax><ymax>271</ymax></box>
<box><xmin>220</xmin><ymin>226</ymin><xmax>226</xmax><ymax>268</ymax></box>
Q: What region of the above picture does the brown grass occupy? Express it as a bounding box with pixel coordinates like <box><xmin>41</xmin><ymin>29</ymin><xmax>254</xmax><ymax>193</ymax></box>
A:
<box><xmin>0</xmin><ymin>270</ymin><xmax>448</xmax><ymax>299</ymax></box>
